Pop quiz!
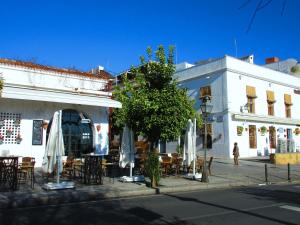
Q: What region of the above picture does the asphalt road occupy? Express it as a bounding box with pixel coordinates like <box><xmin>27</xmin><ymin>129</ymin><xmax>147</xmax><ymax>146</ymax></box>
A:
<box><xmin>1</xmin><ymin>184</ymin><xmax>300</xmax><ymax>225</ymax></box>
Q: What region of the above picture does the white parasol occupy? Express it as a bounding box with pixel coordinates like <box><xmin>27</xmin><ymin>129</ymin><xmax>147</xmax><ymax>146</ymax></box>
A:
<box><xmin>42</xmin><ymin>110</ymin><xmax>74</xmax><ymax>190</ymax></box>
<box><xmin>42</xmin><ymin>110</ymin><xmax>65</xmax><ymax>174</ymax></box>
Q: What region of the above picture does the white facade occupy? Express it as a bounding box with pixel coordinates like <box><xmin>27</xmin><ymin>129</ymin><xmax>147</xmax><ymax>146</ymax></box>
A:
<box><xmin>176</xmin><ymin>55</ymin><xmax>300</xmax><ymax>158</ymax></box>
<box><xmin>0</xmin><ymin>60</ymin><xmax>121</xmax><ymax>166</ymax></box>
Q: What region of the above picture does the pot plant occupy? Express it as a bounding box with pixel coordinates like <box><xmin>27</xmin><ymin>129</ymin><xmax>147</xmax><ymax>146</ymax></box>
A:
<box><xmin>237</xmin><ymin>126</ymin><xmax>244</xmax><ymax>136</ymax></box>
<box><xmin>295</xmin><ymin>128</ymin><xmax>300</xmax><ymax>135</ymax></box>
<box><xmin>15</xmin><ymin>134</ymin><xmax>22</xmax><ymax>144</ymax></box>
<box><xmin>260</xmin><ymin>126</ymin><xmax>267</xmax><ymax>136</ymax></box>
<box><xmin>14</xmin><ymin>119</ymin><xmax>21</xmax><ymax>126</ymax></box>
<box><xmin>42</xmin><ymin>121</ymin><xmax>48</xmax><ymax>129</ymax></box>
<box><xmin>6</xmin><ymin>128</ymin><xmax>12</xmax><ymax>137</ymax></box>
<box><xmin>0</xmin><ymin>134</ymin><xmax>4</xmax><ymax>144</ymax></box>
<box><xmin>145</xmin><ymin>150</ymin><xmax>160</xmax><ymax>188</ymax></box>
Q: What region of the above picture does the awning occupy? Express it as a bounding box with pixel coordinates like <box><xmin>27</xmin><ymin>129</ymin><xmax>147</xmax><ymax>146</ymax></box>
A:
<box><xmin>266</xmin><ymin>90</ymin><xmax>276</xmax><ymax>103</ymax></box>
<box><xmin>199</xmin><ymin>86</ymin><xmax>211</xmax><ymax>99</ymax></box>
<box><xmin>284</xmin><ymin>94</ymin><xmax>293</xmax><ymax>106</ymax></box>
<box><xmin>246</xmin><ymin>85</ymin><xmax>257</xmax><ymax>98</ymax></box>
<box><xmin>2</xmin><ymin>85</ymin><xmax>122</xmax><ymax>108</ymax></box>
<box><xmin>233</xmin><ymin>112</ymin><xmax>300</xmax><ymax>126</ymax></box>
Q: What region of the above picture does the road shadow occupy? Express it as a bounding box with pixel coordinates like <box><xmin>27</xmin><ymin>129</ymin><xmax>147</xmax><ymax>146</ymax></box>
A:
<box><xmin>164</xmin><ymin>192</ymin><xmax>298</xmax><ymax>225</ymax></box>
<box><xmin>238</xmin><ymin>186</ymin><xmax>300</xmax><ymax>205</ymax></box>
<box><xmin>0</xmin><ymin>193</ymin><xmax>190</xmax><ymax>225</ymax></box>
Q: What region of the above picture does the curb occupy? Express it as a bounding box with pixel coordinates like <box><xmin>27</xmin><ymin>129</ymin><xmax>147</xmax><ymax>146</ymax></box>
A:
<box><xmin>1</xmin><ymin>180</ymin><xmax>299</xmax><ymax>210</ymax></box>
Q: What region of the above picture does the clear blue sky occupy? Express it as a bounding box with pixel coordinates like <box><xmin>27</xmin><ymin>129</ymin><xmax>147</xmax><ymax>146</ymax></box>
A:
<box><xmin>0</xmin><ymin>0</ymin><xmax>299</xmax><ymax>75</ymax></box>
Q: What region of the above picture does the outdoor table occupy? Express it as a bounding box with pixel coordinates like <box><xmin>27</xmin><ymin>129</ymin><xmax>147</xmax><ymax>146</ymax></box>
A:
<box><xmin>0</xmin><ymin>156</ymin><xmax>19</xmax><ymax>191</ymax></box>
<box><xmin>82</xmin><ymin>154</ymin><xmax>103</xmax><ymax>185</ymax></box>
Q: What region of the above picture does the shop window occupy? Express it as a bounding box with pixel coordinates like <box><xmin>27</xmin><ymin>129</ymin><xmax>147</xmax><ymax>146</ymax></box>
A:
<box><xmin>199</xmin><ymin>86</ymin><xmax>211</xmax><ymax>99</ymax></box>
<box><xmin>269</xmin><ymin>126</ymin><xmax>276</xmax><ymax>149</ymax></box>
<box><xmin>249</xmin><ymin>125</ymin><xmax>257</xmax><ymax>149</ymax></box>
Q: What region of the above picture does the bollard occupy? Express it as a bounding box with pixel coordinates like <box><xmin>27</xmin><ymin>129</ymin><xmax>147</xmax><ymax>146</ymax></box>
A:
<box><xmin>288</xmin><ymin>163</ymin><xmax>291</xmax><ymax>182</ymax></box>
<box><xmin>265</xmin><ymin>164</ymin><xmax>268</xmax><ymax>184</ymax></box>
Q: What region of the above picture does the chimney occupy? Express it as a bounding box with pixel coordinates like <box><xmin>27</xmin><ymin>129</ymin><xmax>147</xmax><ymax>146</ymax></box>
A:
<box><xmin>265</xmin><ymin>57</ymin><xmax>279</xmax><ymax>64</ymax></box>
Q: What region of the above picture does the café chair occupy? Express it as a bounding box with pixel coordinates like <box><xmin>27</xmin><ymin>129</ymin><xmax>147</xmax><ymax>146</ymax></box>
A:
<box><xmin>18</xmin><ymin>157</ymin><xmax>35</xmax><ymax>186</ymax></box>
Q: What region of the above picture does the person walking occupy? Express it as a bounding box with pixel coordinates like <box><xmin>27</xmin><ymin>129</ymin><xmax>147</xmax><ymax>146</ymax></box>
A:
<box><xmin>233</xmin><ymin>142</ymin><xmax>239</xmax><ymax>165</ymax></box>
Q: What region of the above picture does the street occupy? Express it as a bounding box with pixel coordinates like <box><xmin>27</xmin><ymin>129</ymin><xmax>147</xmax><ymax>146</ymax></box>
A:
<box><xmin>1</xmin><ymin>184</ymin><xmax>300</xmax><ymax>225</ymax></box>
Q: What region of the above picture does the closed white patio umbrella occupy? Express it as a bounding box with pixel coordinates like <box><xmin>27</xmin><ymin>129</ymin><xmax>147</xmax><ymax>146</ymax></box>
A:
<box><xmin>119</xmin><ymin>125</ymin><xmax>144</xmax><ymax>182</ymax></box>
<box><xmin>42</xmin><ymin>110</ymin><xmax>74</xmax><ymax>190</ymax></box>
<box><xmin>184</xmin><ymin>118</ymin><xmax>200</xmax><ymax>179</ymax></box>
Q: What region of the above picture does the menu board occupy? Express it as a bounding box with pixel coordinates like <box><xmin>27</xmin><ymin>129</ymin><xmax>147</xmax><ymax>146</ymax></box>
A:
<box><xmin>32</xmin><ymin>120</ymin><xmax>43</xmax><ymax>145</ymax></box>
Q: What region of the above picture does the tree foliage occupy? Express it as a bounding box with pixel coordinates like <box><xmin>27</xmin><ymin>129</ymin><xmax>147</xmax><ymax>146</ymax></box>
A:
<box><xmin>0</xmin><ymin>79</ymin><xmax>3</xmax><ymax>97</ymax></box>
<box><xmin>113</xmin><ymin>45</ymin><xmax>200</xmax><ymax>148</ymax></box>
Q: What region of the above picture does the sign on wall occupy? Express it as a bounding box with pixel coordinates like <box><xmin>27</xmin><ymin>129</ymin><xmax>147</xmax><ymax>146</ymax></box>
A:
<box><xmin>32</xmin><ymin>120</ymin><xmax>43</xmax><ymax>145</ymax></box>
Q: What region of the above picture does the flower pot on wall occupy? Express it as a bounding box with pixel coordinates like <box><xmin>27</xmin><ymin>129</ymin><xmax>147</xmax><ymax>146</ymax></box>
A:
<box><xmin>6</xmin><ymin>130</ymin><xmax>12</xmax><ymax>137</ymax></box>
<box><xmin>42</xmin><ymin>121</ymin><xmax>48</xmax><ymax>129</ymax></box>
<box><xmin>237</xmin><ymin>126</ymin><xmax>244</xmax><ymax>136</ymax></box>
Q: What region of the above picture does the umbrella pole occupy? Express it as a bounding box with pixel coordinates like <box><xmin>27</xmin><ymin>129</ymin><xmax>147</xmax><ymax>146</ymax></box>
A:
<box><xmin>192</xmin><ymin>118</ymin><xmax>196</xmax><ymax>177</ymax></box>
<box><xmin>57</xmin><ymin>110</ymin><xmax>62</xmax><ymax>184</ymax></box>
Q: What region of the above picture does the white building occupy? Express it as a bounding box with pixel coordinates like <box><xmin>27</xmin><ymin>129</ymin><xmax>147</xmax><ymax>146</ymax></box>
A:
<box><xmin>175</xmin><ymin>55</ymin><xmax>300</xmax><ymax>158</ymax></box>
<box><xmin>0</xmin><ymin>59</ymin><xmax>121</xmax><ymax>166</ymax></box>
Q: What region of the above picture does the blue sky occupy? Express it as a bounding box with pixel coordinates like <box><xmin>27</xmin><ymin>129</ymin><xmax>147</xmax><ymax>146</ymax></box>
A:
<box><xmin>0</xmin><ymin>0</ymin><xmax>299</xmax><ymax>75</ymax></box>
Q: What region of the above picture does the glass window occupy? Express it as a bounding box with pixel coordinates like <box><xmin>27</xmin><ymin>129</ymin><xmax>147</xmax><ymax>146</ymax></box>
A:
<box><xmin>247</xmin><ymin>97</ymin><xmax>255</xmax><ymax>113</ymax></box>
<box><xmin>268</xmin><ymin>102</ymin><xmax>274</xmax><ymax>116</ymax></box>
<box><xmin>285</xmin><ymin>104</ymin><xmax>291</xmax><ymax>118</ymax></box>
<box><xmin>47</xmin><ymin>109</ymin><xmax>93</xmax><ymax>158</ymax></box>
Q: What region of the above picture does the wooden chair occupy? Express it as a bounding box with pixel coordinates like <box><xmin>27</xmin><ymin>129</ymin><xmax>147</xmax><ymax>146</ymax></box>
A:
<box><xmin>161</xmin><ymin>156</ymin><xmax>172</xmax><ymax>176</ymax></box>
<box><xmin>18</xmin><ymin>157</ymin><xmax>35</xmax><ymax>187</ymax></box>
<box><xmin>101</xmin><ymin>159</ymin><xmax>107</xmax><ymax>176</ymax></box>
<box><xmin>172</xmin><ymin>157</ymin><xmax>183</xmax><ymax>175</ymax></box>
<box><xmin>62</xmin><ymin>156</ymin><xmax>75</xmax><ymax>178</ymax></box>
<box><xmin>73</xmin><ymin>159</ymin><xmax>84</xmax><ymax>179</ymax></box>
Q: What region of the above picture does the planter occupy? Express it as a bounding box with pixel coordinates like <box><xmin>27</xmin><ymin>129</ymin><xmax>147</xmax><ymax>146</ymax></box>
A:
<box><xmin>0</xmin><ymin>120</ymin><xmax>4</xmax><ymax>127</ymax></box>
<box><xmin>42</xmin><ymin>121</ymin><xmax>48</xmax><ymax>129</ymax></box>
<box><xmin>237</xmin><ymin>126</ymin><xmax>244</xmax><ymax>136</ymax></box>
<box><xmin>16</xmin><ymin>139</ymin><xmax>22</xmax><ymax>144</ymax></box>
<box><xmin>6</xmin><ymin>130</ymin><xmax>12</xmax><ymax>137</ymax></box>
<box><xmin>0</xmin><ymin>139</ymin><xmax>3</xmax><ymax>145</ymax></box>
<box><xmin>14</xmin><ymin>119</ymin><xmax>21</xmax><ymax>126</ymax></box>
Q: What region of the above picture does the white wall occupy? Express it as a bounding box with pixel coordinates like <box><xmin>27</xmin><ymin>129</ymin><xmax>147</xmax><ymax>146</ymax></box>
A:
<box><xmin>0</xmin><ymin>98</ymin><xmax>109</xmax><ymax>167</ymax></box>
<box><xmin>179</xmin><ymin>71</ymin><xmax>230</xmax><ymax>158</ymax></box>
<box><xmin>176</xmin><ymin>55</ymin><xmax>300</xmax><ymax>159</ymax></box>
<box><xmin>0</xmin><ymin>64</ymin><xmax>108</xmax><ymax>95</ymax></box>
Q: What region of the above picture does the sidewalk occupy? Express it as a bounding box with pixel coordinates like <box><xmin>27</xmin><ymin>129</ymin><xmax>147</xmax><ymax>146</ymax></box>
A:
<box><xmin>1</xmin><ymin>157</ymin><xmax>299</xmax><ymax>209</ymax></box>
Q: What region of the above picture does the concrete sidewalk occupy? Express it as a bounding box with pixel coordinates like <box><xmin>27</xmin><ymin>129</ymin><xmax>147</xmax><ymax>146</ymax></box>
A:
<box><xmin>1</xmin><ymin>157</ymin><xmax>299</xmax><ymax>209</ymax></box>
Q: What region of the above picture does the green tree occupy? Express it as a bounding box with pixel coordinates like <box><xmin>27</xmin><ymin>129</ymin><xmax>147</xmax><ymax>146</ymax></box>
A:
<box><xmin>113</xmin><ymin>45</ymin><xmax>200</xmax><ymax>149</ymax></box>
<box><xmin>0</xmin><ymin>78</ymin><xmax>3</xmax><ymax>97</ymax></box>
